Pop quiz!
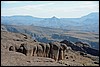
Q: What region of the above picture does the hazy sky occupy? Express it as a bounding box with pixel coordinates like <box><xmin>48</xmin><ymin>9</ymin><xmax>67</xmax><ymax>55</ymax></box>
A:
<box><xmin>1</xmin><ymin>1</ymin><xmax>99</xmax><ymax>18</ymax></box>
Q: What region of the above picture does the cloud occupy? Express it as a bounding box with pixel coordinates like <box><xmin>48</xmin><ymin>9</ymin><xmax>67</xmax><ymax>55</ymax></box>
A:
<box><xmin>1</xmin><ymin>1</ymin><xmax>99</xmax><ymax>18</ymax></box>
<box><xmin>2</xmin><ymin>3</ymin><xmax>54</xmax><ymax>10</ymax></box>
<box><xmin>2</xmin><ymin>1</ymin><xmax>21</xmax><ymax>4</ymax></box>
<box><xmin>1</xmin><ymin>2</ymin><xmax>55</xmax><ymax>17</ymax></box>
<box><xmin>82</xmin><ymin>1</ymin><xmax>99</xmax><ymax>5</ymax></box>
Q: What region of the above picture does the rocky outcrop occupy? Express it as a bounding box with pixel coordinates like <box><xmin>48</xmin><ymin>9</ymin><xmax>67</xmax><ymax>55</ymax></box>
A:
<box><xmin>75</xmin><ymin>41</ymin><xmax>99</xmax><ymax>56</ymax></box>
<box><xmin>1</xmin><ymin>31</ymin><xmax>99</xmax><ymax>66</ymax></box>
<box><xmin>60</xmin><ymin>40</ymin><xmax>99</xmax><ymax>56</ymax></box>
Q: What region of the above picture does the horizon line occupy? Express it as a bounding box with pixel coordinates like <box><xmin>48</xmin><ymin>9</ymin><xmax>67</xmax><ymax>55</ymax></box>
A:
<box><xmin>1</xmin><ymin>12</ymin><xmax>99</xmax><ymax>18</ymax></box>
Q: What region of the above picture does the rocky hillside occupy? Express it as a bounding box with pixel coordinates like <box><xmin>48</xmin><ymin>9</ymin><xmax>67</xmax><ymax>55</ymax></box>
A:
<box><xmin>1</xmin><ymin>30</ymin><xmax>99</xmax><ymax>66</ymax></box>
<box><xmin>1</xmin><ymin>24</ymin><xmax>99</xmax><ymax>50</ymax></box>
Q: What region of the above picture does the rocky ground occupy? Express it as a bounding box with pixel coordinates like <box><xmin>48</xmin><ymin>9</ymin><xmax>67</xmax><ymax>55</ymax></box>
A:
<box><xmin>1</xmin><ymin>31</ymin><xmax>99</xmax><ymax>66</ymax></box>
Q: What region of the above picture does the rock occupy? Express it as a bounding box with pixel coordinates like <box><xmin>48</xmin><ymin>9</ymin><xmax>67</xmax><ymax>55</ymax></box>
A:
<box><xmin>61</xmin><ymin>40</ymin><xmax>99</xmax><ymax>56</ymax></box>
<box><xmin>75</xmin><ymin>41</ymin><xmax>91</xmax><ymax>48</ymax></box>
<box><xmin>94</xmin><ymin>61</ymin><xmax>99</xmax><ymax>64</ymax></box>
<box><xmin>1</xmin><ymin>31</ymin><xmax>99</xmax><ymax>66</ymax></box>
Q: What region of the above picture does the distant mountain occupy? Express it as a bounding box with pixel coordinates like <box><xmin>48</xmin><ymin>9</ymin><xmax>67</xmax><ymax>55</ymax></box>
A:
<box><xmin>1</xmin><ymin>16</ymin><xmax>43</xmax><ymax>25</ymax></box>
<box><xmin>79</xmin><ymin>12</ymin><xmax>99</xmax><ymax>33</ymax></box>
<box><xmin>1</xmin><ymin>12</ymin><xmax>99</xmax><ymax>33</ymax></box>
<box><xmin>81</xmin><ymin>12</ymin><xmax>99</xmax><ymax>19</ymax></box>
<box><xmin>37</xmin><ymin>16</ymin><xmax>62</xmax><ymax>28</ymax></box>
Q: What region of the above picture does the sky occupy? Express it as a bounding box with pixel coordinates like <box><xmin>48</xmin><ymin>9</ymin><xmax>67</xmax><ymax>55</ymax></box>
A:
<box><xmin>1</xmin><ymin>1</ymin><xmax>99</xmax><ymax>18</ymax></box>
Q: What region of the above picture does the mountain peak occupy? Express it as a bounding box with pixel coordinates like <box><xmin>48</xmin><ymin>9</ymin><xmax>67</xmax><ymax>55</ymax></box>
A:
<box><xmin>51</xmin><ymin>16</ymin><xmax>59</xmax><ymax>20</ymax></box>
<box><xmin>52</xmin><ymin>16</ymin><xmax>57</xmax><ymax>18</ymax></box>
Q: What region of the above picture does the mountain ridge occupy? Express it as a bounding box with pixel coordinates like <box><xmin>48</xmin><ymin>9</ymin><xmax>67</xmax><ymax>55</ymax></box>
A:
<box><xmin>1</xmin><ymin>12</ymin><xmax>99</xmax><ymax>33</ymax></box>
